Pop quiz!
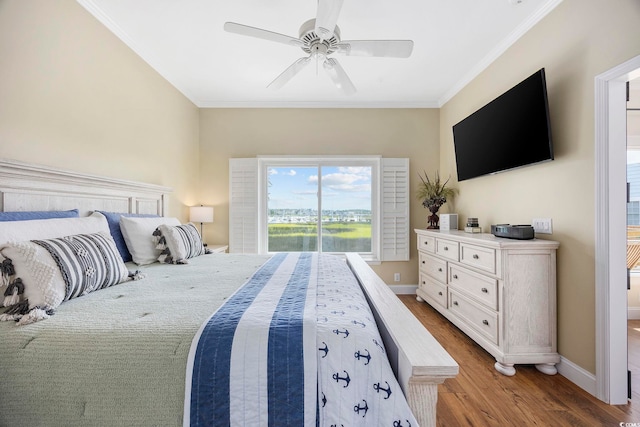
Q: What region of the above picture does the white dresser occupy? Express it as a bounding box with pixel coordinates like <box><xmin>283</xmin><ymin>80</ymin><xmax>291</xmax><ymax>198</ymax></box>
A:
<box><xmin>415</xmin><ymin>229</ymin><xmax>560</xmax><ymax>376</ymax></box>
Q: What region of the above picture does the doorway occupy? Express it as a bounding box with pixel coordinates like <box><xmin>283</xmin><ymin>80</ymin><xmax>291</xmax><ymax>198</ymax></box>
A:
<box><xmin>595</xmin><ymin>54</ymin><xmax>640</xmax><ymax>405</ymax></box>
<box><xmin>627</xmin><ymin>78</ymin><xmax>640</xmax><ymax>402</ymax></box>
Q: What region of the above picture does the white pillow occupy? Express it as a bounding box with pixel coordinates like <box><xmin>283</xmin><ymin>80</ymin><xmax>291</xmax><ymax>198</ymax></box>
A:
<box><xmin>120</xmin><ymin>216</ymin><xmax>181</xmax><ymax>265</ymax></box>
<box><xmin>0</xmin><ymin>212</ymin><xmax>109</xmax><ymax>246</ymax></box>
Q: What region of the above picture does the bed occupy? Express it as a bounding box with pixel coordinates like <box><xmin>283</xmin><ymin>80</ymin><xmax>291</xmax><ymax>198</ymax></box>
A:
<box><xmin>0</xmin><ymin>158</ymin><xmax>458</xmax><ymax>426</ymax></box>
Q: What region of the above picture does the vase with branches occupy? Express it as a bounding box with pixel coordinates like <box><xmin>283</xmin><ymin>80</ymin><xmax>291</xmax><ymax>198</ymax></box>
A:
<box><xmin>417</xmin><ymin>171</ymin><xmax>457</xmax><ymax>229</ymax></box>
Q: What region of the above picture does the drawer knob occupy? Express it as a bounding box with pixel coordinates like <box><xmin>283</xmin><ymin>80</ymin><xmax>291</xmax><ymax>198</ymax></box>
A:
<box><xmin>422</xmin><ymin>281</ymin><xmax>426</xmax><ymax>285</ymax></box>
<box><xmin>422</xmin><ymin>260</ymin><xmax>425</xmax><ymax>264</ymax></box>
<box><xmin>438</xmin><ymin>268</ymin><xmax>443</xmax><ymax>272</ymax></box>
<box><xmin>444</xmin><ymin>246</ymin><xmax>449</xmax><ymax>251</ymax></box>
<box><xmin>452</xmin><ymin>274</ymin><xmax>458</xmax><ymax>279</ymax></box>
<box><xmin>473</xmin><ymin>254</ymin><xmax>479</xmax><ymax>259</ymax></box>
<box><xmin>481</xmin><ymin>287</ymin><xmax>488</xmax><ymax>293</ymax></box>
<box><xmin>453</xmin><ymin>301</ymin><xmax>459</xmax><ymax>306</ymax></box>
<box><xmin>424</xmin><ymin>241</ymin><xmax>429</xmax><ymax>245</ymax></box>
<box><xmin>483</xmin><ymin>320</ymin><xmax>489</xmax><ymax>326</ymax></box>
<box><xmin>438</xmin><ymin>291</ymin><xmax>443</xmax><ymax>296</ymax></box>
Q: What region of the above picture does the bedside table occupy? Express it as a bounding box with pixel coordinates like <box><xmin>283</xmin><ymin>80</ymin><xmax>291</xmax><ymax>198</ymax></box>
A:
<box><xmin>207</xmin><ymin>244</ymin><xmax>228</xmax><ymax>253</ymax></box>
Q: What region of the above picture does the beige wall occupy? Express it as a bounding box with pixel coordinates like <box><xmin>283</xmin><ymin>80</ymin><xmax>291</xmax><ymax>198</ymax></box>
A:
<box><xmin>439</xmin><ymin>0</ymin><xmax>640</xmax><ymax>373</ymax></box>
<box><xmin>0</xmin><ymin>0</ymin><xmax>200</xmax><ymax>219</ymax></box>
<box><xmin>198</xmin><ymin>108</ymin><xmax>440</xmax><ymax>284</ymax></box>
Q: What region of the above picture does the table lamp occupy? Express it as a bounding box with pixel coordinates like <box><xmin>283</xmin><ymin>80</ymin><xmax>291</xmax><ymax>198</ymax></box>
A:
<box><xmin>189</xmin><ymin>205</ymin><xmax>214</xmax><ymax>240</ymax></box>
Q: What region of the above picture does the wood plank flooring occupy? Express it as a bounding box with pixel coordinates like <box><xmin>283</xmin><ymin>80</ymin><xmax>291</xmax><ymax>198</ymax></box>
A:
<box><xmin>399</xmin><ymin>295</ymin><xmax>640</xmax><ymax>426</ymax></box>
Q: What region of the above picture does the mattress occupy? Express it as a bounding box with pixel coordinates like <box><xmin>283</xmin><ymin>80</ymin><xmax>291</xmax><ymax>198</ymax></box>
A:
<box><xmin>0</xmin><ymin>253</ymin><xmax>271</xmax><ymax>427</ymax></box>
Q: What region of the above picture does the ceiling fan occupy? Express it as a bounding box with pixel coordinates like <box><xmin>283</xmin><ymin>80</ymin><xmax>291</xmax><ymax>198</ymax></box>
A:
<box><xmin>224</xmin><ymin>0</ymin><xmax>414</xmax><ymax>95</ymax></box>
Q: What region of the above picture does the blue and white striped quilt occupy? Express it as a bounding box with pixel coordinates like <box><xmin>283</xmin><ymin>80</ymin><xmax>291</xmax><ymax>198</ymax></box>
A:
<box><xmin>184</xmin><ymin>252</ymin><xmax>417</xmax><ymax>427</ymax></box>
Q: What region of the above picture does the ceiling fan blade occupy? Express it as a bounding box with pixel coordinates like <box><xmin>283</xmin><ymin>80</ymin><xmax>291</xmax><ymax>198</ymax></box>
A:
<box><xmin>323</xmin><ymin>58</ymin><xmax>356</xmax><ymax>96</ymax></box>
<box><xmin>315</xmin><ymin>0</ymin><xmax>344</xmax><ymax>40</ymax></box>
<box><xmin>267</xmin><ymin>57</ymin><xmax>311</xmax><ymax>90</ymax></box>
<box><xmin>336</xmin><ymin>40</ymin><xmax>414</xmax><ymax>58</ymax></box>
<box><xmin>224</xmin><ymin>22</ymin><xmax>303</xmax><ymax>48</ymax></box>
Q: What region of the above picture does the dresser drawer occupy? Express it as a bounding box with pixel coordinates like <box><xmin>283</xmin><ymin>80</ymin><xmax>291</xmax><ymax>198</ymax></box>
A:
<box><xmin>449</xmin><ymin>265</ymin><xmax>498</xmax><ymax>310</ymax></box>
<box><xmin>417</xmin><ymin>234</ymin><xmax>436</xmax><ymax>254</ymax></box>
<box><xmin>449</xmin><ymin>289</ymin><xmax>499</xmax><ymax>345</ymax></box>
<box><xmin>419</xmin><ymin>252</ymin><xmax>447</xmax><ymax>283</ymax></box>
<box><xmin>436</xmin><ymin>239</ymin><xmax>459</xmax><ymax>261</ymax></box>
<box><xmin>419</xmin><ymin>274</ymin><xmax>447</xmax><ymax>308</ymax></box>
<box><xmin>460</xmin><ymin>243</ymin><xmax>496</xmax><ymax>274</ymax></box>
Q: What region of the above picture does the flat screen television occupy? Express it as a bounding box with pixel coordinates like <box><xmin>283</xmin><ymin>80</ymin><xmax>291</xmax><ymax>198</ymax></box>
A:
<box><xmin>452</xmin><ymin>68</ymin><xmax>553</xmax><ymax>182</ymax></box>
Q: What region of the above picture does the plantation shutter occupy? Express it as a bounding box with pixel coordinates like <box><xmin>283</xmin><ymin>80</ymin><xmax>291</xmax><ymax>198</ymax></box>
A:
<box><xmin>380</xmin><ymin>158</ymin><xmax>409</xmax><ymax>261</ymax></box>
<box><xmin>229</xmin><ymin>158</ymin><xmax>259</xmax><ymax>253</ymax></box>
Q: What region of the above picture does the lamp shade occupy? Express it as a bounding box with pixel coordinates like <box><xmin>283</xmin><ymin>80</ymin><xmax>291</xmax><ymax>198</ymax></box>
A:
<box><xmin>189</xmin><ymin>206</ymin><xmax>214</xmax><ymax>223</ymax></box>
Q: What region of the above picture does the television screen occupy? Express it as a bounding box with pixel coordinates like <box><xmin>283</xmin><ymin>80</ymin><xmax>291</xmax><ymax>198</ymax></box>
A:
<box><xmin>452</xmin><ymin>68</ymin><xmax>553</xmax><ymax>182</ymax></box>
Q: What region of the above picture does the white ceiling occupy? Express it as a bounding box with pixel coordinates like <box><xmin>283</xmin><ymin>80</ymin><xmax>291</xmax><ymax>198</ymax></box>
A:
<box><xmin>77</xmin><ymin>0</ymin><xmax>563</xmax><ymax>108</ymax></box>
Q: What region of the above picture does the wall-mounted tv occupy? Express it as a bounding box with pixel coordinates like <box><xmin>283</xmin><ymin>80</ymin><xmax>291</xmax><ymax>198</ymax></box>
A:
<box><xmin>452</xmin><ymin>68</ymin><xmax>553</xmax><ymax>182</ymax></box>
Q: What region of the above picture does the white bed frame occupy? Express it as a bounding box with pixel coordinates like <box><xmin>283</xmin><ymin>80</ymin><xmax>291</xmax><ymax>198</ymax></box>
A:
<box><xmin>0</xmin><ymin>158</ymin><xmax>458</xmax><ymax>427</ymax></box>
<box><xmin>346</xmin><ymin>254</ymin><xmax>458</xmax><ymax>426</ymax></box>
<box><xmin>0</xmin><ymin>158</ymin><xmax>170</xmax><ymax>216</ymax></box>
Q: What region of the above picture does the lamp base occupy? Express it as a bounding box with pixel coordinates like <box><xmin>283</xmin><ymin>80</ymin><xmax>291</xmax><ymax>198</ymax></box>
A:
<box><xmin>198</xmin><ymin>222</ymin><xmax>208</xmax><ymax>246</ymax></box>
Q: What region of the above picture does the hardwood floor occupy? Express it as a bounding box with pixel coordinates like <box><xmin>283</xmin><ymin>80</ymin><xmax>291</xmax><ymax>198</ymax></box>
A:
<box><xmin>399</xmin><ymin>295</ymin><xmax>640</xmax><ymax>426</ymax></box>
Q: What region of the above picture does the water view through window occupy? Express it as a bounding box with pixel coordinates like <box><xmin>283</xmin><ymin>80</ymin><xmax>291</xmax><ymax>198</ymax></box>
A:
<box><xmin>267</xmin><ymin>165</ymin><xmax>372</xmax><ymax>253</ymax></box>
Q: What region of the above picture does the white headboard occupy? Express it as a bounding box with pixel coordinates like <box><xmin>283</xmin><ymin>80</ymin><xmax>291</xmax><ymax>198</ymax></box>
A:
<box><xmin>0</xmin><ymin>159</ymin><xmax>171</xmax><ymax>216</ymax></box>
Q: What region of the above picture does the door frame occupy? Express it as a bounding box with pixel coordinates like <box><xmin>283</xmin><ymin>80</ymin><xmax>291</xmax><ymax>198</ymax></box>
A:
<box><xmin>595</xmin><ymin>54</ymin><xmax>640</xmax><ymax>404</ymax></box>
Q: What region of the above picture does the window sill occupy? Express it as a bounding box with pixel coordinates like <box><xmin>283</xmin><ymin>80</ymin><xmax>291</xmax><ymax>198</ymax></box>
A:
<box><xmin>357</xmin><ymin>254</ymin><xmax>381</xmax><ymax>265</ymax></box>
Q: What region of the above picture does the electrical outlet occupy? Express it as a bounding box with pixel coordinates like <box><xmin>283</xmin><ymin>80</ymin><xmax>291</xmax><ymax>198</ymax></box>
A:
<box><xmin>394</xmin><ymin>273</ymin><xmax>401</xmax><ymax>282</ymax></box>
<box><xmin>532</xmin><ymin>218</ymin><xmax>553</xmax><ymax>234</ymax></box>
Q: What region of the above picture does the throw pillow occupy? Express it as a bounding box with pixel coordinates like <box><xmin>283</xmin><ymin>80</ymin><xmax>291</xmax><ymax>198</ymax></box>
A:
<box><xmin>119</xmin><ymin>216</ymin><xmax>181</xmax><ymax>265</ymax></box>
<box><xmin>96</xmin><ymin>211</ymin><xmax>160</xmax><ymax>263</ymax></box>
<box><xmin>0</xmin><ymin>232</ymin><xmax>144</xmax><ymax>325</ymax></box>
<box><xmin>0</xmin><ymin>212</ymin><xmax>110</xmax><ymax>301</ymax></box>
<box><xmin>153</xmin><ymin>223</ymin><xmax>210</xmax><ymax>264</ymax></box>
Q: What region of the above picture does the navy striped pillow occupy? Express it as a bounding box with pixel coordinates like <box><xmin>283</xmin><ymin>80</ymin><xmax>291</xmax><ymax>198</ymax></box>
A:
<box><xmin>154</xmin><ymin>223</ymin><xmax>209</xmax><ymax>264</ymax></box>
<box><xmin>33</xmin><ymin>233</ymin><xmax>130</xmax><ymax>300</ymax></box>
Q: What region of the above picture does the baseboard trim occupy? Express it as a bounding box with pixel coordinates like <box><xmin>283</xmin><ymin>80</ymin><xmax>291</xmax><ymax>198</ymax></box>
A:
<box><xmin>629</xmin><ymin>307</ymin><xmax>640</xmax><ymax>320</ymax></box>
<box><xmin>390</xmin><ymin>284</ymin><xmax>418</xmax><ymax>295</ymax></box>
<box><xmin>557</xmin><ymin>356</ymin><xmax>597</xmax><ymax>397</ymax></box>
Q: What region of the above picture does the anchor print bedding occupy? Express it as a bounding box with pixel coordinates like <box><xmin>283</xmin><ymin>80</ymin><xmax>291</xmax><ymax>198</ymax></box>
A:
<box><xmin>185</xmin><ymin>252</ymin><xmax>417</xmax><ymax>427</ymax></box>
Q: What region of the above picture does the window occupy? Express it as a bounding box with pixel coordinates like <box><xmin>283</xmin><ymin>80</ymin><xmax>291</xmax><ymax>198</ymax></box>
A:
<box><xmin>629</xmin><ymin>201</ymin><xmax>640</xmax><ymax>226</ymax></box>
<box><xmin>266</xmin><ymin>163</ymin><xmax>373</xmax><ymax>254</ymax></box>
<box><xmin>229</xmin><ymin>156</ymin><xmax>409</xmax><ymax>262</ymax></box>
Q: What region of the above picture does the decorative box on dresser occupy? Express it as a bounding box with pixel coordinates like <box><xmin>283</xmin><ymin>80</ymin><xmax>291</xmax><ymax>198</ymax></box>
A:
<box><xmin>415</xmin><ymin>228</ymin><xmax>560</xmax><ymax>376</ymax></box>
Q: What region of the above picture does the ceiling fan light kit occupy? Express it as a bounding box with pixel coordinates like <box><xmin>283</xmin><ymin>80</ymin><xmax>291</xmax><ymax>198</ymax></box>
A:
<box><xmin>224</xmin><ymin>0</ymin><xmax>414</xmax><ymax>95</ymax></box>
